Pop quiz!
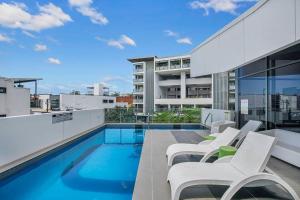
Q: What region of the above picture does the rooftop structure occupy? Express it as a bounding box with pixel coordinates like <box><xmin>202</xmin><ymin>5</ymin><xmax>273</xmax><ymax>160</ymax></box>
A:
<box><xmin>0</xmin><ymin>77</ymin><xmax>42</xmax><ymax>117</ymax></box>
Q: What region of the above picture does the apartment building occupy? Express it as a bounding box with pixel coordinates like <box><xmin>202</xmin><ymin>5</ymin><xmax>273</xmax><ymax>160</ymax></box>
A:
<box><xmin>128</xmin><ymin>57</ymin><xmax>155</xmax><ymax>115</ymax></box>
<box><xmin>60</xmin><ymin>83</ymin><xmax>116</xmax><ymax>111</ymax></box>
<box><xmin>154</xmin><ymin>55</ymin><xmax>212</xmax><ymax>111</ymax></box>
<box><xmin>128</xmin><ymin>55</ymin><xmax>212</xmax><ymax>114</ymax></box>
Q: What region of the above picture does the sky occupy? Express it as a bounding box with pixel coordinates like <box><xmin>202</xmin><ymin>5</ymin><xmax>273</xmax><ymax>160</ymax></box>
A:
<box><xmin>0</xmin><ymin>0</ymin><xmax>257</xmax><ymax>94</ymax></box>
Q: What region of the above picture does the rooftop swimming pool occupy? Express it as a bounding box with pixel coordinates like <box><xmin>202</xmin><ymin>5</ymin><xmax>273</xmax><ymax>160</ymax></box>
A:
<box><xmin>0</xmin><ymin>124</ymin><xmax>203</xmax><ymax>200</ymax></box>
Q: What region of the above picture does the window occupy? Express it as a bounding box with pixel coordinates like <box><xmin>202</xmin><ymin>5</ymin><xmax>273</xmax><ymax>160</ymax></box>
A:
<box><xmin>0</xmin><ymin>87</ymin><xmax>7</xmax><ymax>94</ymax></box>
<box><xmin>238</xmin><ymin>43</ymin><xmax>300</xmax><ymax>132</ymax></box>
<box><xmin>0</xmin><ymin>114</ymin><xmax>6</xmax><ymax>117</ymax></box>
<box><xmin>109</xmin><ymin>100</ymin><xmax>114</xmax><ymax>103</ymax></box>
<box><xmin>268</xmin><ymin>62</ymin><xmax>300</xmax><ymax>132</ymax></box>
<box><xmin>103</xmin><ymin>99</ymin><xmax>108</xmax><ymax>103</ymax></box>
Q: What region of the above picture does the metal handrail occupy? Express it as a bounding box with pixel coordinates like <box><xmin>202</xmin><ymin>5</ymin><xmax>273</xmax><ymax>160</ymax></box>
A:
<box><xmin>204</xmin><ymin>113</ymin><xmax>213</xmax><ymax>126</ymax></box>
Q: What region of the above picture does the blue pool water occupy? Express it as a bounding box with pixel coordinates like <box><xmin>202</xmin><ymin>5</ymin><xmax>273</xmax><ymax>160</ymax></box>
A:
<box><xmin>0</xmin><ymin>125</ymin><xmax>203</xmax><ymax>200</ymax></box>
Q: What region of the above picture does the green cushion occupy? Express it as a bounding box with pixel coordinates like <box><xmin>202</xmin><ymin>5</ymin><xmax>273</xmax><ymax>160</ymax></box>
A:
<box><xmin>203</xmin><ymin>135</ymin><xmax>216</xmax><ymax>141</ymax></box>
<box><xmin>218</xmin><ymin>146</ymin><xmax>237</xmax><ymax>158</ymax></box>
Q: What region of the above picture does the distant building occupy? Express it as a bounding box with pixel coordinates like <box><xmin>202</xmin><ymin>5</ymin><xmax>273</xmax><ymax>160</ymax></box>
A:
<box><xmin>87</xmin><ymin>83</ymin><xmax>109</xmax><ymax>96</ymax></box>
<box><xmin>0</xmin><ymin>77</ymin><xmax>42</xmax><ymax>117</ymax></box>
<box><xmin>60</xmin><ymin>94</ymin><xmax>115</xmax><ymax>110</ymax></box>
<box><xmin>38</xmin><ymin>94</ymin><xmax>60</xmax><ymax>112</ymax></box>
<box><xmin>128</xmin><ymin>55</ymin><xmax>213</xmax><ymax>114</ymax></box>
<box><xmin>116</xmin><ymin>95</ymin><xmax>133</xmax><ymax>107</ymax></box>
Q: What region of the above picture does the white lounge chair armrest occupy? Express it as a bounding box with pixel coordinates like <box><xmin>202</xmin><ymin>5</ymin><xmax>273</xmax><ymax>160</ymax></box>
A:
<box><xmin>213</xmin><ymin>155</ymin><xmax>234</xmax><ymax>163</ymax></box>
<box><xmin>199</xmin><ymin>149</ymin><xmax>219</xmax><ymax>163</ymax></box>
<box><xmin>199</xmin><ymin>140</ymin><xmax>213</xmax><ymax>145</ymax></box>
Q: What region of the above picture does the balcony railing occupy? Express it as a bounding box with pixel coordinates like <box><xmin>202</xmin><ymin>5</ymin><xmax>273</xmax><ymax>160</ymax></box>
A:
<box><xmin>170</xmin><ymin>65</ymin><xmax>181</xmax><ymax>70</ymax></box>
<box><xmin>182</xmin><ymin>63</ymin><xmax>190</xmax><ymax>68</ymax></box>
<box><xmin>133</xmin><ymin>79</ymin><xmax>144</xmax><ymax>83</ymax></box>
<box><xmin>133</xmin><ymin>89</ymin><xmax>144</xmax><ymax>93</ymax></box>
<box><xmin>133</xmin><ymin>99</ymin><xmax>143</xmax><ymax>104</ymax></box>
<box><xmin>156</xmin><ymin>66</ymin><xmax>169</xmax><ymax>71</ymax></box>
<box><xmin>134</xmin><ymin>68</ymin><xmax>144</xmax><ymax>73</ymax></box>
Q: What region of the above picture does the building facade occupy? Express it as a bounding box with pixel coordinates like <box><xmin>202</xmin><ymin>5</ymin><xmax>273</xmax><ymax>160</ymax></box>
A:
<box><xmin>59</xmin><ymin>94</ymin><xmax>116</xmax><ymax>111</ymax></box>
<box><xmin>190</xmin><ymin>0</ymin><xmax>300</xmax><ymax>133</ymax></box>
<box><xmin>129</xmin><ymin>55</ymin><xmax>213</xmax><ymax>114</ymax></box>
<box><xmin>212</xmin><ymin>70</ymin><xmax>236</xmax><ymax>111</ymax></box>
<box><xmin>128</xmin><ymin>57</ymin><xmax>155</xmax><ymax>115</ymax></box>
<box><xmin>154</xmin><ymin>55</ymin><xmax>212</xmax><ymax>111</ymax></box>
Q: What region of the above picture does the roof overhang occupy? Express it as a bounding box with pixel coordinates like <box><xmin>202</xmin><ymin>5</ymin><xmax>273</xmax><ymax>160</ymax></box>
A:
<box><xmin>128</xmin><ymin>56</ymin><xmax>156</xmax><ymax>63</ymax></box>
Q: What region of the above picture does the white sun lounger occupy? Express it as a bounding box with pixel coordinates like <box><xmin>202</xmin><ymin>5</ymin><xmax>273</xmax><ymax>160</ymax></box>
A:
<box><xmin>210</xmin><ymin>120</ymin><xmax>263</xmax><ymax>148</ymax></box>
<box><xmin>166</xmin><ymin>127</ymin><xmax>241</xmax><ymax>166</ymax></box>
<box><xmin>167</xmin><ymin>132</ymin><xmax>299</xmax><ymax>200</ymax></box>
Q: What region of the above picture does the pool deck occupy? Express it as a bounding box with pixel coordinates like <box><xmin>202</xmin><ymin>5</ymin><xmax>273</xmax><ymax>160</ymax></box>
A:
<box><xmin>133</xmin><ymin>130</ymin><xmax>300</xmax><ymax>200</ymax></box>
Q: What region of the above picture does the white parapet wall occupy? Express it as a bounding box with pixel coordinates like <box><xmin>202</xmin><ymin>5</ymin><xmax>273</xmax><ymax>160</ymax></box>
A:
<box><xmin>0</xmin><ymin>109</ymin><xmax>105</xmax><ymax>170</ymax></box>
<box><xmin>201</xmin><ymin>108</ymin><xmax>235</xmax><ymax>127</ymax></box>
<box><xmin>260</xmin><ymin>129</ymin><xmax>300</xmax><ymax>168</ymax></box>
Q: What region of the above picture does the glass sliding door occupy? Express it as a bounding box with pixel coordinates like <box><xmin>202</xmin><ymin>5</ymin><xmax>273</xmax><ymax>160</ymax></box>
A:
<box><xmin>238</xmin><ymin>72</ymin><xmax>267</xmax><ymax>129</ymax></box>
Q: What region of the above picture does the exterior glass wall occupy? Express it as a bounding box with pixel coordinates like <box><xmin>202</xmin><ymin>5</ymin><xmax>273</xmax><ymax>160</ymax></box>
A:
<box><xmin>238</xmin><ymin>44</ymin><xmax>300</xmax><ymax>133</ymax></box>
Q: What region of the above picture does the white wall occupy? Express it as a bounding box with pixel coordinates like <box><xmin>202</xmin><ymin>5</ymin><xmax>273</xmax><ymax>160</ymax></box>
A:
<box><xmin>191</xmin><ymin>0</ymin><xmax>300</xmax><ymax>77</ymax></box>
<box><xmin>201</xmin><ymin>108</ymin><xmax>235</xmax><ymax>127</ymax></box>
<box><xmin>0</xmin><ymin>109</ymin><xmax>105</xmax><ymax>168</ymax></box>
<box><xmin>60</xmin><ymin>94</ymin><xmax>115</xmax><ymax>110</ymax></box>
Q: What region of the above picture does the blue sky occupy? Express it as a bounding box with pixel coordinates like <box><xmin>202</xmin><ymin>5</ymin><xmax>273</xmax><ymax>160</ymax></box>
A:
<box><xmin>0</xmin><ymin>0</ymin><xmax>257</xmax><ymax>94</ymax></box>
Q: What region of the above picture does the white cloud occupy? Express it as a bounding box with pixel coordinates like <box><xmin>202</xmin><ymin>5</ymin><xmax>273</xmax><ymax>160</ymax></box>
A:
<box><xmin>120</xmin><ymin>35</ymin><xmax>136</xmax><ymax>46</ymax></box>
<box><xmin>0</xmin><ymin>2</ymin><xmax>72</xmax><ymax>32</ymax></box>
<box><xmin>107</xmin><ymin>40</ymin><xmax>125</xmax><ymax>49</ymax></box>
<box><xmin>96</xmin><ymin>34</ymin><xmax>136</xmax><ymax>50</ymax></box>
<box><xmin>177</xmin><ymin>37</ymin><xmax>192</xmax><ymax>45</ymax></box>
<box><xmin>22</xmin><ymin>31</ymin><xmax>36</xmax><ymax>38</ymax></box>
<box><xmin>0</xmin><ymin>33</ymin><xmax>13</xmax><ymax>43</ymax></box>
<box><xmin>189</xmin><ymin>0</ymin><xmax>257</xmax><ymax>15</ymax></box>
<box><xmin>164</xmin><ymin>30</ymin><xmax>192</xmax><ymax>45</ymax></box>
<box><xmin>48</xmin><ymin>57</ymin><xmax>61</xmax><ymax>65</ymax></box>
<box><xmin>164</xmin><ymin>30</ymin><xmax>178</xmax><ymax>37</ymax></box>
<box><xmin>34</xmin><ymin>44</ymin><xmax>48</xmax><ymax>51</ymax></box>
<box><xmin>69</xmin><ymin>0</ymin><xmax>108</xmax><ymax>25</ymax></box>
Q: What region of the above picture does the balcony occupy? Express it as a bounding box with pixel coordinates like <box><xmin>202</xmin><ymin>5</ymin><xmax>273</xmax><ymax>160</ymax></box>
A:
<box><xmin>170</xmin><ymin>64</ymin><xmax>181</xmax><ymax>70</ymax></box>
<box><xmin>155</xmin><ymin>65</ymin><xmax>168</xmax><ymax>71</ymax></box>
<box><xmin>133</xmin><ymin>89</ymin><xmax>144</xmax><ymax>94</ymax></box>
<box><xmin>133</xmin><ymin>78</ymin><xmax>144</xmax><ymax>84</ymax></box>
<box><xmin>133</xmin><ymin>99</ymin><xmax>143</xmax><ymax>104</ymax></box>
<box><xmin>134</xmin><ymin>68</ymin><xmax>144</xmax><ymax>74</ymax></box>
<box><xmin>158</xmin><ymin>79</ymin><xmax>181</xmax><ymax>86</ymax></box>
<box><xmin>170</xmin><ymin>59</ymin><xmax>181</xmax><ymax>70</ymax></box>
<box><xmin>229</xmin><ymin>85</ymin><xmax>235</xmax><ymax>90</ymax></box>
<box><xmin>182</xmin><ymin>63</ymin><xmax>190</xmax><ymax>68</ymax></box>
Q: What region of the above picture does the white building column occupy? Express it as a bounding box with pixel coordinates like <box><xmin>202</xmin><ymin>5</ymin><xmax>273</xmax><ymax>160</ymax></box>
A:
<box><xmin>180</xmin><ymin>71</ymin><xmax>186</xmax><ymax>99</ymax></box>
